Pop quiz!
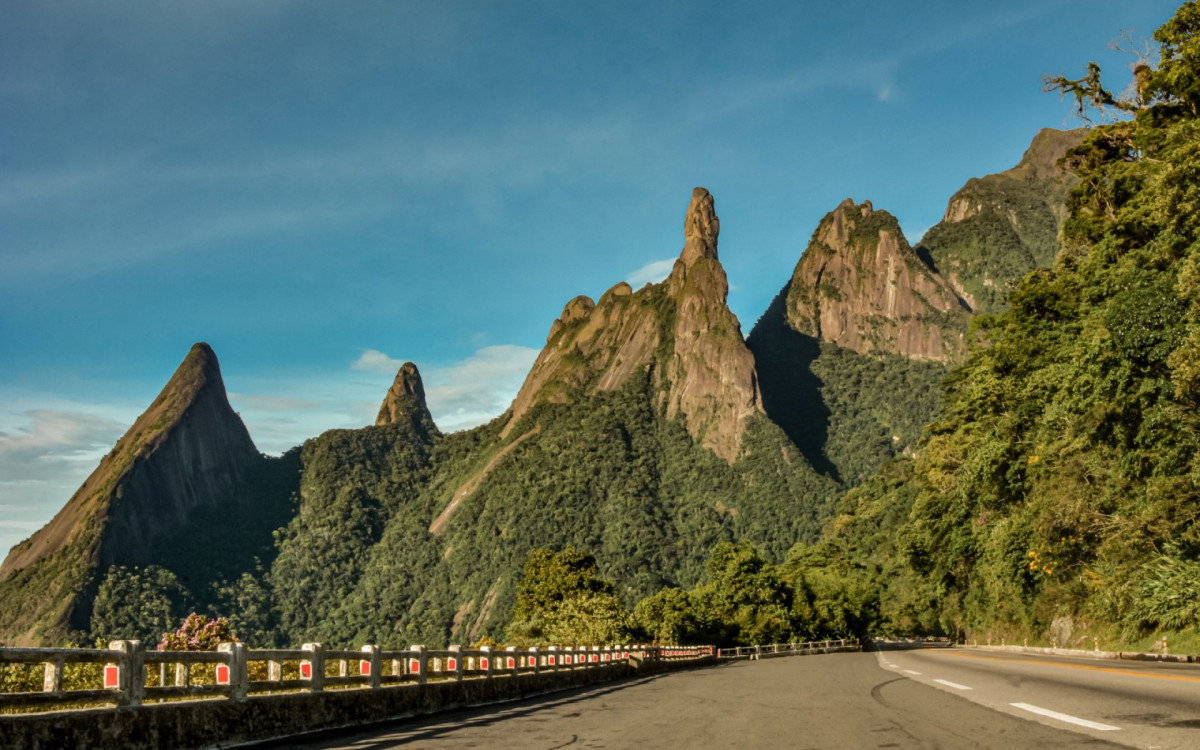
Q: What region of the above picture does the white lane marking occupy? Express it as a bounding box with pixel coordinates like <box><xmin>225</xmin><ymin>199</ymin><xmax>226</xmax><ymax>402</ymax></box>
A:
<box><xmin>1009</xmin><ymin>703</ymin><xmax>1120</xmax><ymax>731</ymax></box>
<box><xmin>904</xmin><ymin>670</ymin><xmax>922</xmax><ymax>675</ymax></box>
<box><xmin>933</xmin><ymin>679</ymin><xmax>972</xmax><ymax>690</ymax></box>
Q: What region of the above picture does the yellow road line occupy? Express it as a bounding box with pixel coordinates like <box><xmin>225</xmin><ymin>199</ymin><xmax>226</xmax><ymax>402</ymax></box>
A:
<box><xmin>927</xmin><ymin>649</ymin><xmax>1200</xmax><ymax>684</ymax></box>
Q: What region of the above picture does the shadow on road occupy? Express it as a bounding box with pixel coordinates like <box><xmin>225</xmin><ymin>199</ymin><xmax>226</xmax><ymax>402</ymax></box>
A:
<box><xmin>243</xmin><ymin>668</ymin><xmax>727</xmax><ymax>750</ymax></box>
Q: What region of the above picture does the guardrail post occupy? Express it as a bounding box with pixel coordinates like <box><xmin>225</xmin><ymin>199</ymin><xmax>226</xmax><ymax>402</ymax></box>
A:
<box><xmin>268</xmin><ymin>659</ymin><xmax>282</xmax><ymax>682</ymax></box>
<box><xmin>506</xmin><ymin>646</ymin><xmax>519</xmax><ymax>676</ymax></box>
<box><xmin>301</xmin><ymin>643</ymin><xmax>326</xmax><ymax>692</ymax></box>
<box><xmin>42</xmin><ymin>656</ymin><xmax>64</xmax><ymax>694</ymax></box>
<box><xmin>449</xmin><ymin>645</ymin><xmax>463</xmax><ymax>681</ymax></box>
<box><xmin>107</xmin><ymin>640</ymin><xmax>145</xmax><ymax>707</ymax></box>
<box><xmin>361</xmin><ymin>644</ymin><xmax>382</xmax><ymax>690</ymax></box>
<box><xmin>409</xmin><ymin>645</ymin><xmax>427</xmax><ymax>685</ymax></box>
<box><xmin>218</xmin><ymin>642</ymin><xmax>248</xmax><ymax>702</ymax></box>
<box><xmin>480</xmin><ymin>646</ymin><xmax>493</xmax><ymax>679</ymax></box>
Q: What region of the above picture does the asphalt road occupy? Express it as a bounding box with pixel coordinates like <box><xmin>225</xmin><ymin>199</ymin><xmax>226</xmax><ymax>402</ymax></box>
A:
<box><xmin>875</xmin><ymin>645</ymin><xmax>1200</xmax><ymax>749</ymax></box>
<box><xmin>250</xmin><ymin>646</ymin><xmax>1200</xmax><ymax>749</ymax></box>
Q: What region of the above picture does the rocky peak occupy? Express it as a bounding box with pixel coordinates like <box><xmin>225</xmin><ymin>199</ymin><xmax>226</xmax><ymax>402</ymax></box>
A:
<box><xmin>785</xmin><ymin>200</ymin><xmax>968</xmax><ymax>362</ymax></box>
<box><xmin>680</xmin><ymin>187</ymin><xmax>720</xmax><ymax>265</ymax></box>
<box><xmin>0</xmin><ymin>343</ymin><xmax>265</xmax><ymax>632</ymax></box>
<box><xmin>663</xmin><ymin>188</ymin><xmax>761</xmax><ymax>460</ymax></box>
<box><xmin>501</xmin><ymin>187</ymin><xmax>761</xmax><ymax>462</ymax></box>
<box><xmin>375</xmin><ymin>362</ymin><xmax>438</xmax><ymax>439</ymax></box>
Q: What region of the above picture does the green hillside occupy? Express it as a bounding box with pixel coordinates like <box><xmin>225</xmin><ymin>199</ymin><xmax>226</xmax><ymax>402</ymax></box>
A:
<box><xmin>818</xmin><ymin>3</ymin><xmax>1200</xmax><ymax>646</ymax></box>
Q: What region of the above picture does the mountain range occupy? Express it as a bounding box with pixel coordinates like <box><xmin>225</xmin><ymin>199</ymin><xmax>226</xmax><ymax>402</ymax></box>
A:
<box><xmin>0</xmin><ymin>128</ymin><xmax>1083</xmax><ymax>647</ymax></box>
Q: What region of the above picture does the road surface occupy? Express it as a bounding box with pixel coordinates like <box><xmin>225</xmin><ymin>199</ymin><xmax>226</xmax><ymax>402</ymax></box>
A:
<box><xmin>249</xmin><ymin>646</ymin><xmax>1200</xmax><ymax>749</ymax></box>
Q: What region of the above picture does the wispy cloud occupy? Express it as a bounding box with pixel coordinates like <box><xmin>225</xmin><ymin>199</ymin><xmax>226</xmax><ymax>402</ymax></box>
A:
<box><xmin>0</xmin><ymin>409</ymin><xmax>126</xmax><ymax>479</ymax></box>
<box><xmin>0</xmin><ymin>405</ymin><xmax>132</xmax><ymax>556</ymax></box>
<box><xmin>352</xmin><ymin>349</ymin><xmax>407</xmax><ymax>375</ymax></box>
<box><xmin>422</xmin><ymin>345</ymin><xmax>539</xmax><ymax>431</ymax></box>
<box><xmin>626</xmin><ymin>258</ymin><xmax>676</xmax><ymax>288</ymax></box>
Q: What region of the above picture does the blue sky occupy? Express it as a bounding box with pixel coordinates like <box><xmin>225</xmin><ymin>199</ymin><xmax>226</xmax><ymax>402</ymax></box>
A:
<box><xmin>0</xmin><ymin>0</ymin><xmax>1181</xmax><ymax>555</ymax></box>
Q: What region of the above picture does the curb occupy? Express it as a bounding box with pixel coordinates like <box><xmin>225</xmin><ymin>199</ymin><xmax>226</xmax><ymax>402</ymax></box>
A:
<box><xmin>960</xmin><ymin>643</ymin><xmax>1199</xmax><ymax>665</ymax></box>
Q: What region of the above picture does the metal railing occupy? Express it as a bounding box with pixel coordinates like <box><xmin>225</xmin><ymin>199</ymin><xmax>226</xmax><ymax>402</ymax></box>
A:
<box><xmin>716</xmin><ymin>639</ymin><xmax>856</xmax><ymax>659</ymax></box>
<box><xmin>0</xmin><ymin>641</ymin><xmax>713</xmax><ymax>713</ymax></box>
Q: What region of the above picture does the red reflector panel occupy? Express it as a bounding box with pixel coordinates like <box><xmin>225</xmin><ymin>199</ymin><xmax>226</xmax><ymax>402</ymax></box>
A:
<box><xmin>216</xmin><ymin>665</ymin><xmax>230</xmax><ymax>685</ymax></box>
<box><xmin>103</xmin><ymin>665</ymin><xmax>119</xmax><ymax>689</ymax></box>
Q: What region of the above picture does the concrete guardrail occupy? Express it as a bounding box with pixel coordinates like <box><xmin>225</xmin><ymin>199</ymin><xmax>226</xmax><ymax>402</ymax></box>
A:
<box><xmin>0</xmin><ymin>641</ymin><xmax>715</xmax><ymax>749</ymax></box>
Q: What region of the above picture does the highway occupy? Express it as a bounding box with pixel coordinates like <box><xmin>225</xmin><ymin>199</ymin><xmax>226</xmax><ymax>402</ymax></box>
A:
<box><xmin>252</xmin><ymin>647</ymin><xmax>1198</xmax><ymax>749</ymax></box>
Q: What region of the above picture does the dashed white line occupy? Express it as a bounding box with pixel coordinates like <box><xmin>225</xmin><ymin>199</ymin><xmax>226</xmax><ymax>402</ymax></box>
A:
<box><xmin>1009</xmin><ymin>703</ymin><xmax>1120</xmax><ymax>731</ymax></box>
<box><xmin>932</xmin><ymin>679</ymin><xmax>972</xmax><ymax>690</ymax></box>
<box><xmin>903</xmin><ymin>670</ymin><xmax>922</xmax><ymax>676</ymax></box>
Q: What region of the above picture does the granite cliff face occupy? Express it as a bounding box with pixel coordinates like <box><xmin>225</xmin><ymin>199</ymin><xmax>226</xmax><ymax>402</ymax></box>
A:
<box><xmin>0</xmin><ymin>343</ymin><xmax>268</xmax><ymax>641</ymax></box>
<box><xmin>503</xmin><ymin>187</ymin><xmax>761</xmax><ymax>462</ymax></box>
<box><xmin>785</xmin><ymin>199</ymin><xmax>969</xmax><ymax>362</ymax></box>
<box><xmin>747</xmin><ymin>128</ymin><xmax>1082</xmax><ymax>496</ymax></box>
<box><xmin>376</xmin><ymin>361</ymin><xmax>440</xmax><ymax>440</ymax></box>
<box><xmin>662</xmin><ymin>188</ymin><xmax>762</xmax><ymax>462</ymax></box>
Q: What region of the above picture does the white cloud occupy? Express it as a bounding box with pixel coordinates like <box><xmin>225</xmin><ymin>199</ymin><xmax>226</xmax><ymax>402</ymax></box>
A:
<box><xmin>351</xmin><ymin>348</ymin><xmax>407</xmax><ymax>375</ymax></box>
<box><xmin>423</xmin><ymin>345</ymin><xmax>539</xmax><ymax>432</ymax></box>
<box><xmin>0</xmin><ymin>409</ymin><xmax>126</xmax><ymax>480</ymax></box>
<box><xmin>0</xmin><ymin>405</ymin><xmax>132</xmax><ymax>557</ymax></box>
<box><xmin>626</xmin><ymin>258</ymin><xmax>676</xmax><ymax>288</ymax></box>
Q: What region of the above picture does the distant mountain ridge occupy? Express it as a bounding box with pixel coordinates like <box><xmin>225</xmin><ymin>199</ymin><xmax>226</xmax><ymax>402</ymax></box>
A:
<box><xmin>919</xmin><ymin>127</ymin><xmax>1085</xmax><ymax>315</ymax></box>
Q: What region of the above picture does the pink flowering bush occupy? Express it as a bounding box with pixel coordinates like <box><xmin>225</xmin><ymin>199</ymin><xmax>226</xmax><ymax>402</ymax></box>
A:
<box><xmin>157</xmin><ymin>613</ymin><xmax>238</xmax><ymax>651</ymax></box>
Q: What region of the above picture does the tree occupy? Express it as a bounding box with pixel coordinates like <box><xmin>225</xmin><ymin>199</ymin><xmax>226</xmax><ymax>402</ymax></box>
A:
<box><xmin>505</xmin><ymin>546</ymin><xmax>630</xmax><ymax>645</ymax></box>
<box><xmin>633</xmin><ymin>587</ymin><xmax>701</xmax><ymax>644</ymax></box>
<box><xmin>90</xmin><ymin>565</ymin><xmax>188</xmax><ymax>643</ymax></box>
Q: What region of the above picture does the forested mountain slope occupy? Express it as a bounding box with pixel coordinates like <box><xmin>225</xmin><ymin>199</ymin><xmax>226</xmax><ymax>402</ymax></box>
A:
<box><xmin>749</xmin><ymin>130</ymin><xmax>1082</xmax><ymax>489</ymax></box>
<box><xmin>809</xmin><ymin>3</ymin><xmax>1200</xmax><ymax>644</ymax></box>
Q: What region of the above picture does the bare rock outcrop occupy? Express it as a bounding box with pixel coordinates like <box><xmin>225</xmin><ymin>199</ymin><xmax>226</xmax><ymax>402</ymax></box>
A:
<box><xmin>786</xmin><ymin>200</ymin><xmax>969</xmax><ymax>362</ymax></box>
<box><xmin>663</xmin><ymin>188</ymin><xmax>762</xmax><ymax>461</ymax></box>
<box><xmin>502</xmin><ymin>187</ymin><xmax>761</xmax><ymax>462</ymax></box>
<box><xmin>375</xmin><ymin>361</ymin><xmax>439</xmax><ymax>439</ymax></box>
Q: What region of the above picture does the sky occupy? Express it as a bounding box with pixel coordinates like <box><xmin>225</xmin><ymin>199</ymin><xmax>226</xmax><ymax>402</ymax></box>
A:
<box><xmin>0</xmin><ymin>0</ymin><xmax>1182</xmax><ymax>556</ymax></box>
